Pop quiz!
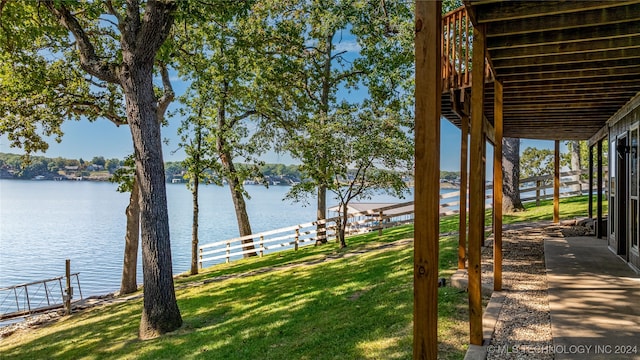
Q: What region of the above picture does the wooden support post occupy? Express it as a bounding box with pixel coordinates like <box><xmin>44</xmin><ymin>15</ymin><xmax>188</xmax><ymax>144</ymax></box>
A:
<box><xmin>261</xmin><ymin>235</ymin><xmax>266</xmax><ymax>256</ymax></box>
<box><xmin>226</xmin><ymin>241</ymin><xmax>230</xmax><ymax>264</ymax></box>
<box><xmin>199</xmin><ymin>248</ymin><xmax>203</xmax><ymax>269</ymax></box>
<box><xmin>589</xmin><ymin>145</ymin><xmax>594</xmax><ymax>218</ymax></box>
<box><xmin>294</xmin><ymin>229</ymin><xmax>299</xmax><ymax>251</ymax></box>
<box><xmin>459</xmin><ymin>115</ymin><xmax>469</xmax><ymax>270</ymax></box>
<box><xmin>493</xmin><ymin>81</ymin><xmax>503</xmax><ymax>291</ymax></box>
<box><xmin>554</xmin><ymin>140</ymin><xmax>560</xmax><ymax>223</ymax></box>
<box><xmin>413</xmin><ymin>1</ymin><xmax>441</xmax><ymax>358</ymax></box>
<box><xmin>65</xmin><ymin>259</ymin><xmax>71</xmax><ymax>315</ymax></box>
<box><xmin>536</xmin><ymin>180</ymin><xmax>541</xmax><ymax>206</ymax></box>
<box><xmin>597</xmin><ymin>140</ymin><xmax>604</xmax><ymax>238</ymax></box>
<box><xmin>468</xmin><ymin>23</ymin><xmax>486</xmax><ymax>346</ymax></box>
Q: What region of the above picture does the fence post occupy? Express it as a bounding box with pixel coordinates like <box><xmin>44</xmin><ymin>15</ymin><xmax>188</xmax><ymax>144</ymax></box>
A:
<box><xmin>24</xmin><ymin>286</ymin><xmax>31</xmax><ymax>313</ymax></box>
<box><xmin>13</xmin><ymin>287</ymin><xmax>19</xmax><ymax>312</ymax></box>
<box><xmin>536</xmin><ymin>180</ymin><xmax>541</xmax><ymax>206</ymax></box>
<box><xmin>65</xmin><ymin>259</ymin><xmax>72</xmax><ymax>315</ymax></box>
<box><xmin>378</xmin><ymin>211</ymin><xmax>384</xmax><ymax>236</ymax></box>
<box><xmin>198</xmin><ymin>247</ymin><xmax>203</xmax><ymax>269</ymax></box>
<box><xmin>295</xmin><ymin>228</ymin><xmax>299</xmax><ymax>251</ymax></box>
<box><xmin>75</xmin><ymin>275</ymin><xmax>83</xmax><ymax>300</ymax></box>
<box><xmin>44</xmin><ymin>281</ymin><xmax>50</xmax><ymax>306</ymax></box>
<box><xmin>226</xmin><ymin>241</ymin><xmax>230</xmax><ymax>264</ymax></box>
<box><xmin>260</xmin><ymin>235</ymin><xmax>264</xmax><ymax>257</ymax></box>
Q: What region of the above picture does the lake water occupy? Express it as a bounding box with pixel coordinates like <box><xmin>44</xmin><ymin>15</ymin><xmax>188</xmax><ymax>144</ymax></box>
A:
<box><xmin>0</xmin><ymin>180</ymin><xmax>414</xmax><ymax>301</ymax></box>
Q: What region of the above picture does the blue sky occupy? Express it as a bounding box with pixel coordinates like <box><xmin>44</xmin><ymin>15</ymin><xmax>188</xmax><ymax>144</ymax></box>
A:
<box><xmin>0</xmin><ymin>112</ymin><xmax>560</xmax><ymax>171</ymax></box>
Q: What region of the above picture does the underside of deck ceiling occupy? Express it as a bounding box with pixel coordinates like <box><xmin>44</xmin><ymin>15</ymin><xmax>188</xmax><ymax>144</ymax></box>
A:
<box><xmin>451</xmin><ymin>0</ymin><xmax>640</xmax><ymax>140</ymax></box>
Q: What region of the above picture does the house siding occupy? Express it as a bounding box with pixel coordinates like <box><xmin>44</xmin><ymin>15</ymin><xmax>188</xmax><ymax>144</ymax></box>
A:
<box><xmin>608</xmin><ymin>94</ymin><xmax>640</xmax><ymax>271</ymax></box>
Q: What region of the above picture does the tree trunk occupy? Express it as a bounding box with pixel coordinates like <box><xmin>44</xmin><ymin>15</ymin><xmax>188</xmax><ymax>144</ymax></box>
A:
<box><xmin>122</xmin><ymin>61</ymin><xmax>182</xmax><ymax>340</ymax></box>
<box><xmin>226</xmin><ymin>165</ymin><xmax>257</xmax><ymax>257</ymax></box>
<box><xmin>316</xmin><ymin>34</ymin><xmax>333</xmax><ymax>246</ymax></box>
<box><xmin>502</xmin><ymin>137</ymin><xmax>525</xmax><ymax>213</ymax></box>
<box><xmin>338</xmin><ymin>202</ymin><xmax>348</xmax><ymax>248</ymax></box>
<box><xmin>570</xmin><ymin>140</ymin><xmax>582</xmax><ymax>193</ymax></box>
<box><xmin>120</xmin><ymin>177</ymin><xmax>140</xmax><ymax>295</ymax></box>
<box><xmin>190</xmin><ymin>177</ymin><xmax>199</xmax><ymax>275</ymax></box>
<box><xmin>317</xmin><ymin>185</ymin><xmax>328</xmax><ymax>244</ymax></box>
<box><xmin>216</xmin><ymin>98</ymin><xmax>257</xmax><ymax>257</ymax></box>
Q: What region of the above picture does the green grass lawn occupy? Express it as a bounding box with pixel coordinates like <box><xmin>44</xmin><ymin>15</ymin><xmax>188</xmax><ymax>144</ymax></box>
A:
<box><xmin>0</xmin><ymin>195</ymin><xmax>598</xmax><ymax>359</ymax></box>
<box><xmin>0</xmin><ymin>230</ymin><xmax>468</xmax><ymax>359</ymax></box>
<box><xmin>439</xmin><ymin>195</ymin><xmax>606</xmax><ymax>234</ymax></box>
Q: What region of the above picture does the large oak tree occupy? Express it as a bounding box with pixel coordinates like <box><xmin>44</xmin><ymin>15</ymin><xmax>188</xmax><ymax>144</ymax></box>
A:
<box><xmin>0</xmin><ymin>1</ymin><xmax>181</xmax><ymax>338</ymax></box>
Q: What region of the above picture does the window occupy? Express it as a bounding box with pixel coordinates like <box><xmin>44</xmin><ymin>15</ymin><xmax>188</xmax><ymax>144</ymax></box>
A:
<box><xmin>632</xmin><ymin>200</ymin><xmax>638</xmax><ymax>249</ymax></box>
<box><xmin>631</xmin><ymin>128</ymin><xmax>638</xmax><ymax>197</ymax></box>
<box><xmin>611</xmin><ymin>139</ymin><xmax>616</xmax><ymax>235</ymax></box>
<box><xmin>633</xmin><ymin>128</ymin><xmax>639</xmax><ymax>249</ymax></box>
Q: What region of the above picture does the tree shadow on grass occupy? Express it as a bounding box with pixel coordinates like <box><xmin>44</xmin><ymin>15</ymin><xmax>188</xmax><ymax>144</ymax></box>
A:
<box><xmin>1</xmin><ymin>239</ymin><xmax>468</xmax><ymax>360</ymax></box>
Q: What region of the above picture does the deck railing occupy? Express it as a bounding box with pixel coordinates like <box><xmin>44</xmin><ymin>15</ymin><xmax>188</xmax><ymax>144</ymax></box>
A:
<box><xmin>442</xmin><ymin>7</ymin><xmax>471</xmax><ymax>90</ymax></box>
<box><xmin>442</xmin><ymin>6</ymin><xmax>493</xmax><ymax>91</ymax></box>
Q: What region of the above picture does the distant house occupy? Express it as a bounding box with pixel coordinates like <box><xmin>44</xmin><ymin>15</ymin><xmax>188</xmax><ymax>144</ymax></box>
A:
<box><xmin>64</xmin><ymin>166</ymin><xmax>79</xmax><ymax>175</ymax></box>
<box><xmin>87</xmin><ymin>164</ymin><xmax>104</xmax><ymax>171</ymax></box>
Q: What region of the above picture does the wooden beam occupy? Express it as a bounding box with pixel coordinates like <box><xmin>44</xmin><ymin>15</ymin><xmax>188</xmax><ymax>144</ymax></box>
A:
<box><xmin>476</xmin><ymin>1</ymin><xmax>637</xmax><ymax>24</ymax></box>
<box><xmin>597</xmin><ymin>139</ymin><xmax>604</xmax><ymax>238</ymax></box>
<box><xmin>485</xmin><ymin>3</ymin><xmax>640</xmax><ymax>37</ymax></box>
<box><xmin>487</xmin><ymin>21</ymin><xmax>640</xmax><ymax>50</ymax></box>
<box><xmin>503</xmin><ymin>93</ymin><xmax>635</xmax><ymax>103</ymax></box>
<box><xmin>483</xmin><ymin>115</ymin><xmax>495</xmax><ymax>145</ymax></box>
<box><xmin>496</xmin><ymin>58</ymin><xmax>640</xmax><ymax>77</ymax></box>
<box><xmin>505</xmin><ymin>85</ymin><xmax>640</xmax><ymax>96</ymax></box>
<box><xmin>554</xmin><ymin>140</ymin><xmax>560</xmax><ymax>223</ymax></box>
<box><xmin>413</xmin><ymin>1</ymin><xmax>441</xmax><ymax>358</ymax></box>
<box><xmin>493</xmin><ymin>47</ymin><xmax>640</xmax><ymax>69</ymax></box>
<box><xmin>493</xmin><ymin>80</ymin><xmax>503</xmax><ymax>291</ymax></box>
<box><xmin>468</xmin><ymin>22</ymin><xmax>486</xmax><ymax>347</ymax></box>
<box><xmin>500</xmin><ymin>65</ymin><xmax>640</xmax><ymax>83</ymax></box>
<box><xmin>589</xmin><ymin>125</ymin><xmax>610</xmax><ymax>147</ymax></box>
<box><xmin>504</xmin><ymin>103</ymin><xmax>624</xmax><ymax>111</ymax></box>
<box><xmin>490</xmin><ymin>36</ymin><xmax>640</xmax><ymax>61</ymax></box>
<box><xmin>459</xmin><ymin>115</ymin><xmax>469</xmax><ymax>270</ymax></box>
<box><xmin>607</xmin><ymin>91</ymin><xmax>640</xmax><ymax>127</ymax></box>
<box><xmin>502</xmin><ymin>76</ymin><xmax>640</xmax><ymax>90</ymax></box>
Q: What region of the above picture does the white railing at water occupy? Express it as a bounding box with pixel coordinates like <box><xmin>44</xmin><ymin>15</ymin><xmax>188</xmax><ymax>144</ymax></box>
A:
<box><xmin>0</xmin><ymin>273</ymin><xmax>82</xmax><ymax>319</ymax></box>
<box><xmin>199</xmin><ymin>170</ymin><xmax>599</xmax><ymax>268</ymax></box>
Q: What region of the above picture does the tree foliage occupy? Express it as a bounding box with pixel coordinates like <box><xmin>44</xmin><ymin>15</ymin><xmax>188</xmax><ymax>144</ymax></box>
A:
<box><xmin>287</xmin><ymin>106</ymin><xmax>413</xmax><ymax>247</ymax></box>
<box><xmin>521</xmin><ymin>147</ymin><xmax>555</xmax><ymax>179</ymax></box>
<box><xmin>251</xmin><ymin>0</ymin><xmax>414</xmax><ymax>238</ymax></box>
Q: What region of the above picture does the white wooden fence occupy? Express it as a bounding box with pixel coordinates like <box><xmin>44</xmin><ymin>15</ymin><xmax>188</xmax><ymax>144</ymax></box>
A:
<box><xmin>199</xmin><ymin>169</ymin><xmax>596</xmax><ymax>268</ymax></box>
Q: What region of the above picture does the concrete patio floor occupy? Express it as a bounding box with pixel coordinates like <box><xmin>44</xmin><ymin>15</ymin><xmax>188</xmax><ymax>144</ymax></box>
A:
<box><xmin>545</xmin><ymin>237</ymin><xmax>640</xmax><ymax>359</ymax></box>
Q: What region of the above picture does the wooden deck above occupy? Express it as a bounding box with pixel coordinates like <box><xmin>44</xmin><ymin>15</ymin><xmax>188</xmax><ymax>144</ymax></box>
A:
<box><xmin>442</xmin><ymin>1</ymin><xmax>640</xmax><ymax>141</ymax></box>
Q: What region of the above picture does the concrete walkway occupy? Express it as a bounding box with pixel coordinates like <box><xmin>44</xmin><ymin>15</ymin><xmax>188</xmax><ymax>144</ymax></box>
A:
<box><xmin>545</xmin><ymin>237</ymin><xmax>640</xmax><ymax>359</ymax></box>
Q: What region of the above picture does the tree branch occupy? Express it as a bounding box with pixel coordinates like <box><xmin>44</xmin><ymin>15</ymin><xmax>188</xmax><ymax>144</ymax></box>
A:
<box><xmin>42</xmin><ymin>1</ymin><xmax>120</xmax><ymax>84</ymax></box>
<box><xmin>229</xmin><ymin>110</ymin><xmax>257</xmax><ymax>128</ymax></box>
<box><xmin>156</xmin><ymin>61</ymin><xmax>174</xmax><ymax>124</ymax></box>
<box><xmin>330</xmin><ymin>69</ymin><xmax>365</xmax><ymax>87</ymax></box>
<box><xmin>135</xmin><ymin>0</ymin><xmax>175</xmax><ymax>62</ymax></box>
<box><xmin>69</xmin><ymin>101</ymin><xmax>127</xmax><ymax>126</ymax></box>
<box><xmin>105</xmin><ymin>0</ymin><xmax>124</xmax><ymax>27</ymax></box>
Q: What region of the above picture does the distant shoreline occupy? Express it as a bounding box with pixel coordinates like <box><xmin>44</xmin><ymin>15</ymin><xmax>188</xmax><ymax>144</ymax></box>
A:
<box><xmin>440</xmin><ymin>182</ymin><xmax>459</xmax><ymax>189</ymax></box>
